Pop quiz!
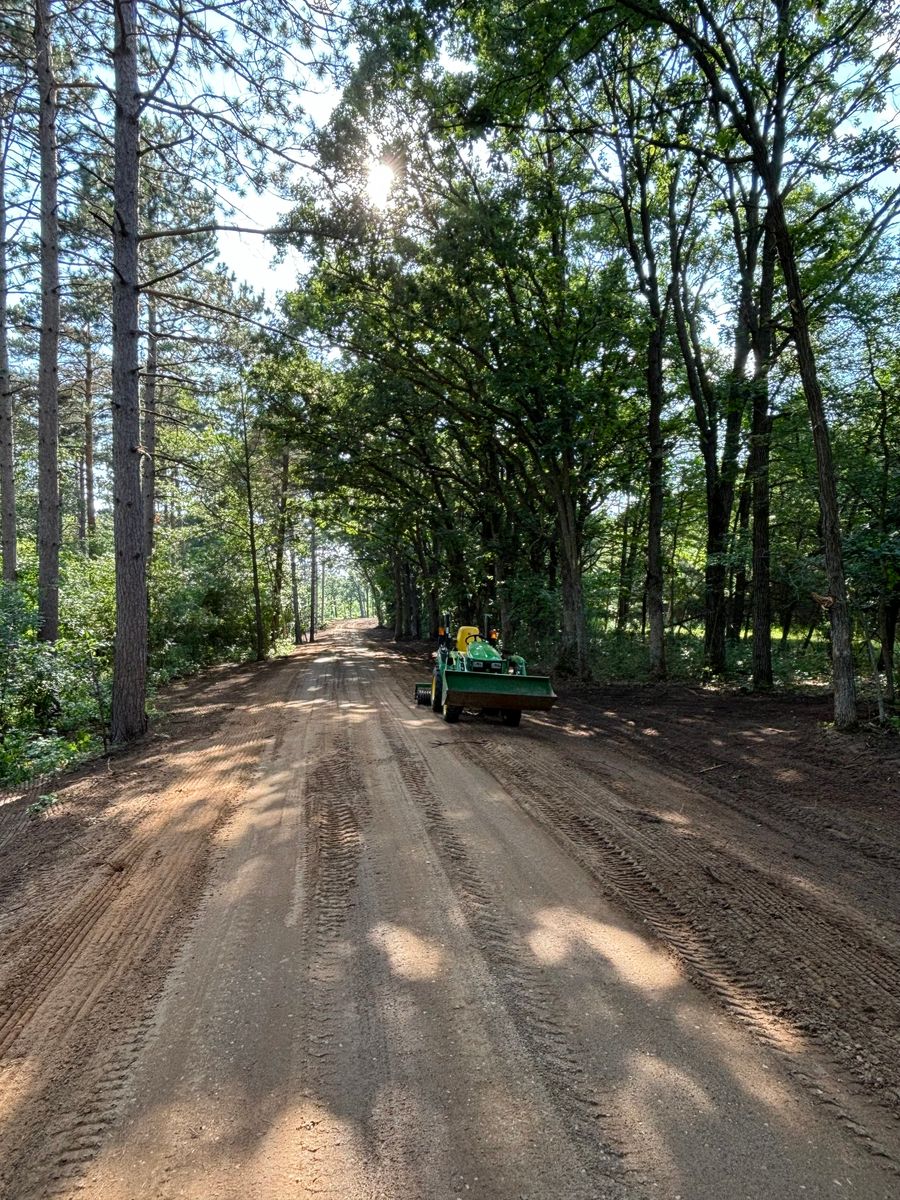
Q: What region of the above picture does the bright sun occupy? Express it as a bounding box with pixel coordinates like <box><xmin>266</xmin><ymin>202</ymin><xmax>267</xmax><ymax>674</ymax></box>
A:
<box><xmin>366</xmin><ymin>161</ymin><xmax>394</xmax><ymax>209</ymax></box>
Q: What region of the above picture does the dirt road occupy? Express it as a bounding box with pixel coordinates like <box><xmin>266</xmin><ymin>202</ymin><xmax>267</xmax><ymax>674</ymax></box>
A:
<box><xmin>0</xmin><ymin>620</ymin><xmax>898</xmax><ymax>1199</ymax></box>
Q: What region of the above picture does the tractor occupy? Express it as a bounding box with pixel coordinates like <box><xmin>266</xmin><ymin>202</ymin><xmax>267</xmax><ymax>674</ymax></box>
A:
<box><xmin>414</xmin><ymin>617</ymin><xmax>556</xmax><ymax>726</ymax></box>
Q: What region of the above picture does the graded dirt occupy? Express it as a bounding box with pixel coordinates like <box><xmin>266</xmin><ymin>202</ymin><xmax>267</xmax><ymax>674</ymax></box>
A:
<box><xmin>0</xmin><ymin>621</ymin><xmax>897</xmax><ymax>1199</ymax></box>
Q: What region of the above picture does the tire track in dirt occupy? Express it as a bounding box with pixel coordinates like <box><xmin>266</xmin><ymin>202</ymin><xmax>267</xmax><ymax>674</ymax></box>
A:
<box><xmin>384</xmin><ymin>649</ymin><xmax>900</xmax><ymax>1152</ymax></box>
<box><xmin>574</xmin><ymin>702</ymin><xmax>900</xmax><ymax>875</ymax></box>
<box><xmin>488</xmin><ymin>729</ymin><xmax>900</xmax><ymax>1007</ymax></box>
<box><xmin>373</xmin><ymin>692</ymin><xmax>635</xmax><ymax>1195</ymax></box>
<box><xmin>0</xmin><ymin>657</ymin><xmax>303</xmax><ymax>1200</ymax></box>
<box><xmin>455</xmin><ymin>729</ymin><xmax>900</xmax><ymax>1166</ymax></box>
<box><xmin>373</xmin><ymin>652</ymin><xmax>899</xmax><ymax>1196</ymax></box>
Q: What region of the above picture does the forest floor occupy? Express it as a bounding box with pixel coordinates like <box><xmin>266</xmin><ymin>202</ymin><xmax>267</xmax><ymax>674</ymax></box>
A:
<box><xmin>0</xmin><ymin>619</ymin><xmax>898</xmax><ymax>1200</ymax></box>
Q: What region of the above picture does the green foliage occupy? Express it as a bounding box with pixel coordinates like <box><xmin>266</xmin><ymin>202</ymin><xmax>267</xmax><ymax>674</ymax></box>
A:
<box><xmin>0</xmin><ymin>582</ymin><xmax>106</xmax><ymax>786</ymax></box>
<box><xmin>26</xmin><ymin>793</ymin><xmax>60</xmax><ymax>818</ymax></box>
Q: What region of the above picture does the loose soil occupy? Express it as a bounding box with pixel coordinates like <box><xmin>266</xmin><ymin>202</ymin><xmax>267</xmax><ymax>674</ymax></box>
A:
<box><xmin>0</xmin><ymin>620</ymin><xmax>897</xmax><ymax>1199</ymax></box>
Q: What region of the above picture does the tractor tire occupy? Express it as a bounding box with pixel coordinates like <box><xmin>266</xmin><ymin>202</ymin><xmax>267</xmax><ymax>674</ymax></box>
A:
<box><xmin>443</xmin><ymin>704</ymin><xmax>463</xmax><ymax>724</ymax></box>
<box><xmin>431</xmin><ymin>675</ymin><xmax>443</xmax><ymax>713</ymax></box>
<box><xmin>415</xmin><ymin>684</ymin><xmax>430</xmax><ymax>706</ymax></box>
<box><xmin>502</xmin><ymin>709</ymin><xmax>522</xmax><ymax>727</ymax></box>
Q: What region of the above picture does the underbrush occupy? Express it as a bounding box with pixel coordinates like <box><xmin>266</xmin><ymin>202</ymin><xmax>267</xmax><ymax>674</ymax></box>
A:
<box><xmin>0</xmin><ymin>586</ymin><xmax>108</xmax><ymax>787</ymax></box>
<box><xmin>588</xmin><ymin>628</ymin><xmax>881</xmax><ymax>694</ymax></box>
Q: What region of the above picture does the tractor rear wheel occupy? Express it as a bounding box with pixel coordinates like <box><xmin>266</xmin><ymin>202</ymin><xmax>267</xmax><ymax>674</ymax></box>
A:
<box><xmin>502</xmin><ymin>709</ymin><xmax>522</xmax><ymax>727</ymax></box>
<box><xmin>443</xmin><ymin>703</ymin><xmax>462</xmax><ymax>723</ymax></box>
<box><xmin>431</xmin><ymin>675</ymin><xmax>443</xmax><ymax>713</ymax></box>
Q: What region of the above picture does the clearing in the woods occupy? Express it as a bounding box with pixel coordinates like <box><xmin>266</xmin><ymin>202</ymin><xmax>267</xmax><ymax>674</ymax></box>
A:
<box><xmin>0</xmin><ymin>619</ymin><xmax>898</xmax><ymax>1199</ymax></box>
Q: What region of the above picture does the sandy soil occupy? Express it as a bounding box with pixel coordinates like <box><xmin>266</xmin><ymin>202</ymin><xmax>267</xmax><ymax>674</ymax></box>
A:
<box><xmin>0</xmin><ymin>619</ymin><xmax>897</xmax><ymax>1199</ymax></box>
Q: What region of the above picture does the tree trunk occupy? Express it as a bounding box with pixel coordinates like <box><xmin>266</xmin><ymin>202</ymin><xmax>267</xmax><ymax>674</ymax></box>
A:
<box><xmin>555</xmin><ymin>485</ymin><xmax>589</xmax><ymax>677</ymax></box>
<box><xmin>269</xmin><ymin>448</ymin><xmax>290</xmax><ymax>647</ymax></box>
<box><xmin>84</xmin><ymin>336</ymin><xmax>96</xmax><ymax>541</ymax></box>
<box><xmin>36</xmin><ymin>0</ymin><xmax>61</xmax><ymax>640</ymax></box>
<box><xmin>646</xmin><ymin>327</ymin><xmax>666</xmax><ymax>679</ymax></box>
<box><xmin>0</xmin><ymin>115</ymin><xmax>16</xmax><ymax>583</ymax></box>
<box><xmin>879</xmin><ymin>594</ymin><xmax>898</xmax><ymax>705</ymax></box>
<box><xmin>745</xmin><ymin>217</ymin><xmax>775</xmax><ymax>687</ymax></box>
<box><xmin>290</xmin><ymin>541</ymin><xmax>302</xmax><ymax>643</ymax></box>
<box><xmin>141</xmin><ymin>294</ymin><xmax>158</xmax><ymax>562</ymax></box>
<box><xmin>362</xmin><ymin>569</ymin><xmax>384</xmax><ymax>626</ymax></box>
<box><xmin>668</xmin><ymin>488</ymin><xmax>685</xmax><ymax>627</ymax></box>
<box><xmin>765</xmin><ymin>188</ymin><xmax>856</xmax><ymax>726</ymax></box>
<box><xmin>750</xmin><ymin>400</ymin><xmax>773</xmax><ymax>688</ymax></box>
<box><xmin>239</xmin><ymin>396</ymin><xmax>265</xmax><ymax>663</ymax></box>
<box><xmin>393</xmin><ymin>553</ymin><xmax>403</xmax><ymax>640</ymax></box>
<box><xmin>704</xmin><ymin>365</ymin><xmax>745</xmax><ymax>674</ymax></box>
<box><xmin>109</xmin><ymin>0</ymin><xmax>148</xmax><ymax>742</ymax></box>
<box><xmin>405</xmin><ymin>560</ymin><xmax>420</xmax><ymax>638</ymax></box>
<box><xmin>76</xmin><ymin>454</ymin><xmax>86</xmax><ymax>546</ymax></box>
<box><xmin>309</xmin><ymin>520</ymin><xmax>317</xmax><ymax>643</ymax></box>
<box><xmin>615</xmin><ymin>497</ymin><xmax>631</xmax><ymax>632</ymax></box>
<box><xmin>728</xmin><ymin>470</ymin><xmax>752</xmax><ymax>643</ymax></box>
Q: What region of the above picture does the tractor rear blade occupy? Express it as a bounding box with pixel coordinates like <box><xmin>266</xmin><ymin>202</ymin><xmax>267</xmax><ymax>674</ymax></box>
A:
<box><xmin>442</xmin><ymin>670</ymin><xmax>557</xmax><ymax>711</ymax></box>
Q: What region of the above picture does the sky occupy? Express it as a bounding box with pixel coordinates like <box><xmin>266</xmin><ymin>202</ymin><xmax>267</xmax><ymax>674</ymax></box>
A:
<box><xmin>217</xmin><ymin>191</ymin><xmax>306</xmax><ymax>305</ymax></box>
<box><xmin>215</xmin><ymin>79</ymin><xmax>343</xmax><ymax>306</ymax></box>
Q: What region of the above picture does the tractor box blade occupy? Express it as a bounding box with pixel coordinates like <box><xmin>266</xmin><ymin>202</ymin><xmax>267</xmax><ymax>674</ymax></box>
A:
<box><xmin>442</xmin><ymin>669</ymin><xmax>557</xmax><ymax>711</ymax></box>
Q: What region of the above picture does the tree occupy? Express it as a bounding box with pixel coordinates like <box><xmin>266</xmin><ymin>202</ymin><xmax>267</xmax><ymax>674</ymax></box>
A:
<box><xmin>35</xmin><ymin>0</ymin><xmax>60</xmax><ymax>640</ymax></box>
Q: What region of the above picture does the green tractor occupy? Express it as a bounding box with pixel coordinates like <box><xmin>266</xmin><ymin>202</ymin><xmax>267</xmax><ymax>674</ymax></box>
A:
<box><xmin>414</xmin><ymin>618</ymin><xmax>557</xmax><ymax>726</ymax></box>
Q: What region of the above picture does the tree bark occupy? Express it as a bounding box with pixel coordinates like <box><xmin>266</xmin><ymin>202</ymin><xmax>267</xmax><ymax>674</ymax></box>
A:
<box><xmin>36</xmin><ymin>0</ymin><xmax>60</xmax><ymax>640</ymax></box>
<box><xmin>0</xmin><ymin>108</ymin><xmax>16</xmax><ymax>583</ymax></box>
<box><xmin>83</xmin><ymin>337</ymin><xmax>97</xmax><ymax>542</ymax></box>
<box><xmin>879</xmin><ymin>595</ymin><xmax>897</xmax><ymax>706</ymax></box>
<box><xmin>76</xmin><ymin>454</ymin><xmax>86</xmax><ymax>546</ymax></box>
<box><xmin>405</xmin><ymin>559</ymin><xmax>420</xmax><ymax>638</ymax></box>
<box><xmin>393</xmin><ymin>552</ymin><xmax>403</xmax><ymax>640</ymax></box>
<box><xmin>746</xmin><ymin>222</ymin><xmax>776</xmax><ymax>689</ymax></box>
<box><xmin>728</xmin><ymin>470</ymin><xmax>752</xmax><ymax>643</ymax></box>
<box><xmin>554</xmin><ymin>483</ymin><xmax>589</xmax><ymax>677</ymax></box>
<box><xmin>765</xmin><ymin>188</ymin><xmax>856</xmax><ymax>725</ymax></box>
<box><xmin>141</xmin><ymin>294</ymin><xmax>158</xmax><ymax>562</ymax></box>
<box><xmin>290</xmin><ymin>540</ymin><xmax>302</xmax><ymax>643</ymax></box>
<box><xmin>239</xmin><ymin>395</ymin><xmax>265</xmax><ymax>662</ymax></box>
<box><xmin>309</xmin><ymin>519</ymin><xmax>317</xmax><ymax>643</ymax></box>
<box><xmin>269</xmin><ymin>448</ymin><xmax>290</xmax><ymax>646</ymax></box>
<box><xmin>109</xmin><ymin>0</ymin><xmax>148</xmax><ymax>741</ymax></box>
<box><xmin>646</xmin><ymin>327</ymin><xmax>667</xmax><ymax>679</ymax></box>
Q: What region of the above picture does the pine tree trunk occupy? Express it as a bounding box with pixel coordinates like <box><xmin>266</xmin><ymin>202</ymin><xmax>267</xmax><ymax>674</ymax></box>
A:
<box><xmin>239</xmin><ymin>398</ymin><xmax>265</xmax><ymax>663</ymax></box>
<box><xmin>84</xmin><ymin>340</ymin><xmax>96</xmax><ymax>540</ymax></box>
<box><xmin>269</xmin><ymin>449</ymin><xmax>290</xmax><ymax>647</ymax></box>
<box><xmin>109</xmin><ymin>0</ymin><xmax>148</xmax><ymax>742</ymax></box>
<box><xmin>141</xmin><ymin>295</ymin><xmax>158</xmax><ymax>562</ymax></box>
<box><xmin>76</xmin><ymin>455</ymin><xmax>86</xmax><ymax>546</ymax></box>
<box><xmin>0</xmin><ymin>122</ymin><xmax>16</xmax><ymax>583</ymax></box>
<box><xmin>36</xmin><ymin>0</ymin><xmax>60</xmax><ymax>640</ymax></box>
